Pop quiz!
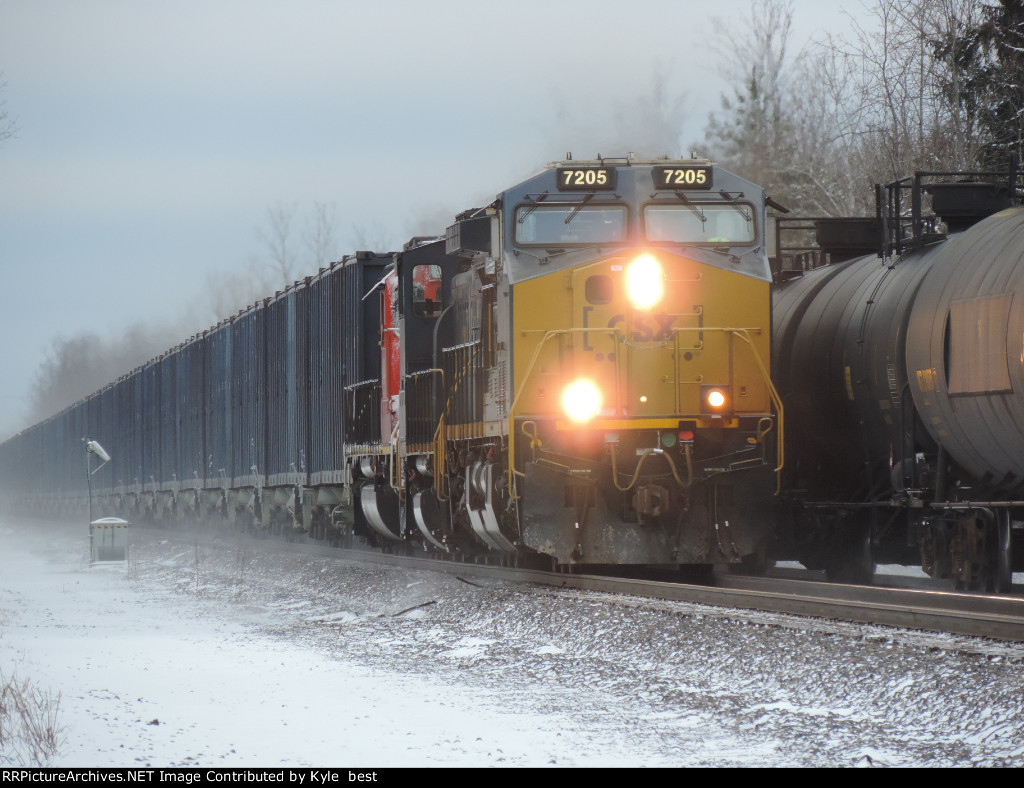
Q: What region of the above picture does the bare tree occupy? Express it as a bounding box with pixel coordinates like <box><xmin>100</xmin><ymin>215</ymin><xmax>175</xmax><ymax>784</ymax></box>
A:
<box><xmin>833</xmin><ymin>0</ymin><xmax>933</xmax><ymax>177</ymax></box>
<box><xmin>255</xmin><ymin>202</ymin><xmax>298</xmax><ymax>289</ymax></box>
<box><xmin>820</xmin><ymin>0</ymin><xmax>985</xmax><ymax>181</ymax></box>
<box><xmin>306</xmin><ymin>201</ymin><xmax>340</xmax><ymax>269</ymax></box>
<box><xmin>0</xmin><ymin>73</ymin><xmax>19</xmax><ymax>143</ymax></box>
<box><xmin>926</xmin><ymin>0</ymin><xmax>987</xmax><ymax>169</ymax></box>
<box><xmin>704</xmin><ymin>0</ymin><xmax>988</xmax><ymax>216</ymax></box>
<box><xmin>197</xmin><ymin>260</ymin><xmax>272</xmax><ymax>325</ymax></box>
<box><xmin>703</xmin><ymin>0</ymin><xmax>800</xmax><ymax>199</ymax></box>
<box><xmin>348</xmin><ymin>217</ymin><xmax>403</xmax><ymax>251</ymax></box>
<box><xmin>27</xmin><ymin>323</ymin><xmax>187</xmax><ymax>425</ymax></box>
<box><xmin>779</xmin><ymin>43</ymin><xmax>874</xmax><ymax>215</ymax></box>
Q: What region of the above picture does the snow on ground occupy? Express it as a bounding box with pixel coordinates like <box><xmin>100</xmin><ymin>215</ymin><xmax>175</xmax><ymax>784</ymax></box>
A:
<box><xmin>779</xmin><ymin>560</ymin><xmax>1024</xmax><ymax>585</ymax></box>
<box><xmin>1</xmin><ymin>518</ymin><xmax>1023</xmax><ymax>768</ymax></box>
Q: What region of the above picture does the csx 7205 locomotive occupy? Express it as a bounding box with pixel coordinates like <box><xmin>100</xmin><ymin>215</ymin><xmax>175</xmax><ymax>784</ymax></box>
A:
<box><xmin>0</xmin><ymin>158</ymin><xmax>781</xmax><ymax>569</ymax></box>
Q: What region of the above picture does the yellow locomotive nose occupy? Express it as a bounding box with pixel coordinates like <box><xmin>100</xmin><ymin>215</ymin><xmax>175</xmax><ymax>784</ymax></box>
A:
<box><xmin>625</xmin><ymin>254</ymin><xmax>664</xmax><ymax>310</ymax></box>
<box><xmin>561</xmin><ymin>378</ymin><xmax>603</xmax><ymax>423</ymax></box>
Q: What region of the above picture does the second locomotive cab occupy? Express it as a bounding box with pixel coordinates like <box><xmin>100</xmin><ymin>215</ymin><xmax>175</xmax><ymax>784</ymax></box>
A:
<box><xmin>347</xmin><ymin>158</ymin><xmax>781</xmax><ymax>567</ymax></box>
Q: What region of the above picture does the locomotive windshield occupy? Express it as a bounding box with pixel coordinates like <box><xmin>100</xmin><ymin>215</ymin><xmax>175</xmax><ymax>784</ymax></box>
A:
<box><xmin>644</xmin><ymin>203</ymin><xmax>756</xmax><ymax>244</ymax></box>
<box><xmin>514</xmin><ymin>204</ymin><xmax>627</xmax><ymax>246</ymax></box>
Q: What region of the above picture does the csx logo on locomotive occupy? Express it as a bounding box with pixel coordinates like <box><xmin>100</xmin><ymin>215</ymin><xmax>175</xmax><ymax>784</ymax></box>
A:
<box><xmin>582</xmin><ymin>307</ymin><xmax>682</xmax><ymax>348</ymax></box>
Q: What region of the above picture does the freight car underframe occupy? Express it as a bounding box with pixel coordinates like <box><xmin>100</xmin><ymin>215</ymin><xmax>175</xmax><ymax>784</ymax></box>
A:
<box><xmin>56</xmin><ymin>477</ymin><xmax>306</xmax><ymax>538</ymax></box>
<box><xmin>782</xmin><ymin>496</ymin><xmax>1021</xmax><ymax>593</ymax></box>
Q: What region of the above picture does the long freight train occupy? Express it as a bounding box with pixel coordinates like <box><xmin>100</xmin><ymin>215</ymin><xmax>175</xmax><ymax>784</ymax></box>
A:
<box><xmin>773</xmin><ymin>162</ymin><xmax>1024</xmax><ymax>592</ymax></box>
<box><xmin>0</xmin><ymin>158</ymin><xmax>781</xmax><ymax>569</ymax></box>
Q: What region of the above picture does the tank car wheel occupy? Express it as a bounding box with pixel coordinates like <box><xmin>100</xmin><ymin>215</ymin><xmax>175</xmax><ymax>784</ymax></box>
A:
<box><xmin>825</xmin><ymin>520</ymin><xmax>874</xmax><ymax>585</ymax></box>
<box><xmin>991</xmin><ymin>509</ymin><xmax>1013</xmax><ymax>594</ymax></box>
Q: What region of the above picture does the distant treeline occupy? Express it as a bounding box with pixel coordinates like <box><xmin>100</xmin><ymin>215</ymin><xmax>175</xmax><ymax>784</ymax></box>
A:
<box><xmin>702</xmin><ymin>0</ymin><xmax>1024</xmax><ymax>216</ymax></box>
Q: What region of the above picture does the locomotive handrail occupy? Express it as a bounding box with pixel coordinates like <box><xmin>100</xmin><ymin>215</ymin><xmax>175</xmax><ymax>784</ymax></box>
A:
<box><xmin>724</xmin><ymin>327</ymin><xmax>785</xmax><ymax>488</ymax></box>
<box><xmin>429</xmin><ymin>346</ymin><xmax>484</xmax><ymax>501</ymax></box>
<box><xmin>434</xmin><ymin>411</ymin><xmax>447</xmax><ymax>501</ymax></box>
<box><xmin>394</xmin><ymin>366</ymin><xmax>451</xmax><ymax>501</ymax></box>
<box><xmin>507</xmin><ymin>326</ymin><xmax>784</xmax><ymax>498</ymax></box>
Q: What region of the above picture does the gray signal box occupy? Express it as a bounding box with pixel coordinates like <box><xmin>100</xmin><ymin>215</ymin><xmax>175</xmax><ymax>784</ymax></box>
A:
<box><xmin>90</xmin><ymin>517</ymin><xmax>130</xmax><ymax>563</ymax></box>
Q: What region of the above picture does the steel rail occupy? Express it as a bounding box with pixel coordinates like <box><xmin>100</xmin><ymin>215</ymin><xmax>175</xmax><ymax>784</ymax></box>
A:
<box><xmin>176</xmin><ymin>531</ymin><xmax>1024</xmax><ymax>643</ymax></box>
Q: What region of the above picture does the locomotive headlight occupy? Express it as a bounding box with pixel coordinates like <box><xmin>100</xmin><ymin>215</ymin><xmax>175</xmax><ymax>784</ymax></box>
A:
<box><xmin>561</xmin><ymin>379</ymin><xmax>603</xmax><ymax>423</ymax></box>
<box><xmin>626</xmin><ymin>254</ymin><xmax>664</xmax><ymax>310</ymax></box>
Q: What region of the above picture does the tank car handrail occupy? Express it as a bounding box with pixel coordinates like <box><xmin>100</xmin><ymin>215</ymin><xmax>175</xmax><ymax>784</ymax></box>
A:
<box><xmin>932</xmin><ymin>501</ymin><xmax>1024</xmax><ymax>509</ymax></box>
<box><xmin>878</xmin><ymin>156</ymin><xmax>1020</xmax><ymax>256</ymax></box>
<box><xmin>506</xmin><ymin>326</ymin><xmax>784</xmax><ymax>499</ymax></box>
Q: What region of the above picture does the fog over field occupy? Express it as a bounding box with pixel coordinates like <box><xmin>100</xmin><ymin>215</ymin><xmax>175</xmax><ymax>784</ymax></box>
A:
<box><xmin>0</xmin><ymin>0</ymin><xmax>868</xmax><ymax>440</ymax></box>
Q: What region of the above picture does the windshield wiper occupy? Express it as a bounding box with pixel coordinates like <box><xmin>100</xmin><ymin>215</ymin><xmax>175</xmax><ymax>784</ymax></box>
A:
<box><xmin>564</xmin><ymin>193</ymin><xmax>595</xmax><ymax>225</ymax></box>
<box><xmin>513</xmin><ymin>246</ymin><xmax>593</xmax><ymax>266</ymax></box>
<box><xmin>717</xmin><ymin>190</ymin><xmax>752</xmax><ymax>222</ymax></box>
<box><xmin>517</xmin><ymin>191</ymin><xmax>550</xmax><ymax>223</ymax></box>
<box><xmin>702</xmin><ymin>245</ymin><xmax>763</xmax><ymax>264</ymax></box>
<box><xmin>669</xmin><ymin>192</ymin><xmax>706</xmax><ymax>226</ymax></box>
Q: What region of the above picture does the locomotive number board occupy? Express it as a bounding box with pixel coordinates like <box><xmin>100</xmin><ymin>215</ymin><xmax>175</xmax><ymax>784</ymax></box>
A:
<box><xmin>556</xmin><ymin>167</ymin><xmax>618</xmax><ymax>190</ymax></box>
<box><xmin>653</xmin><ymin>165</ymin><xmax>713</xmax><ymax>190</ymax></box>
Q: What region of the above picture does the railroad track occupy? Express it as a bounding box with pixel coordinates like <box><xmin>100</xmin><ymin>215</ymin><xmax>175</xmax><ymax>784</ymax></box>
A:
<box><xmin>163</xmin><ymin>529</ymin><xmax>1024</xmax><ymax>643</ymax></box>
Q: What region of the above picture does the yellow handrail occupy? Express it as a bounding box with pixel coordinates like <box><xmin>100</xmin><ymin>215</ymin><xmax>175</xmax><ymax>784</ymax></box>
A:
<box><xmin>506</xmin><ymin>325</ymin><xmax>784</xmax><ymax>497</ymax></box>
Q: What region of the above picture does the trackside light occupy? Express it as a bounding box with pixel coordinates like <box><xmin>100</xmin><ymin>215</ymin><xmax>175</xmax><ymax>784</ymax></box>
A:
<box><xmin>561</xmin><ymin>379</ymin><xmax>602</xmax><ymax>423</ymax></box>
<box><xmin>626</xmin><ymin>254</ymin><xmax>664</xmax><ymax>310</ymax></box>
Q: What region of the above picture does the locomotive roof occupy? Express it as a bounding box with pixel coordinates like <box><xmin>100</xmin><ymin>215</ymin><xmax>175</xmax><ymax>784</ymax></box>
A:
<box><xmin>496</xmin><ymin>158</ymin><xmax>771</xmax><ymax>284</ymax></box>
<box><xmin>537</xmin><ymin>157</ymin><xmax>763</xmax><ymax>194</ymax></box>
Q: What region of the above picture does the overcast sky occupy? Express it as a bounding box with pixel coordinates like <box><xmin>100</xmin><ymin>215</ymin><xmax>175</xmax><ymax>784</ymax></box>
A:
<box><xmin>0</xmin><ymin>0</ymin><xmax>865</xmax><ymax>440</ymax></box>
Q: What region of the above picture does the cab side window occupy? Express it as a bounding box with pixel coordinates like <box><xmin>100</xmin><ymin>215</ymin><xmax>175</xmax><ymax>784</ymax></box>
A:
<box><xmin>412</xmin><ymin>264</ymin><xmax>443</xmax><ymax>317</ymax></box>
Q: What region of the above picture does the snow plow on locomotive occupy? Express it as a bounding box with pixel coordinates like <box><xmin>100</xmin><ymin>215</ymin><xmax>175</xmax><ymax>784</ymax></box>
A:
<box><xmin>0</xmin><ymin>158</ymin><xmax>781</xmax><ymax>572</ymax></box>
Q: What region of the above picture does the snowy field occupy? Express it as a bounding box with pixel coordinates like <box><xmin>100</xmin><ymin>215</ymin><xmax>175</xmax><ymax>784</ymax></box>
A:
<box><xmin>0</xmin><ymin>518</ymin><xmax>1022</xmax><ymax>768</ymax></box>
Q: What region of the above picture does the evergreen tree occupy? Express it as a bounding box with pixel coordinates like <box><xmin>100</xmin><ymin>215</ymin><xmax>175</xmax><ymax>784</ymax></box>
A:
<box><xmin>935</xmin><ymin>0</ymin><xmax>1024</xmax><ymax>168</ymax></box>
<box><xmin>703</xmin><ymin>0</ymin><xmax>798</xmax><ymax>201</ymax></box>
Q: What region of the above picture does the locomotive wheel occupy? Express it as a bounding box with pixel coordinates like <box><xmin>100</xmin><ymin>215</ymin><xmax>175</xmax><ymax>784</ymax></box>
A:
<box><xmin>825</xmin><ymin>521</ymin><xmax>874</xmax><ymax>585</ymax></box>
<box><xmin>678</xmin><ymin>564</ymin><xmax>714</xmax><ymax>584</ymax></box>
<box><xmin>730</xmin><ymin>548</ymin><xmax>768</xmax><ymax>576</ymax></box>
